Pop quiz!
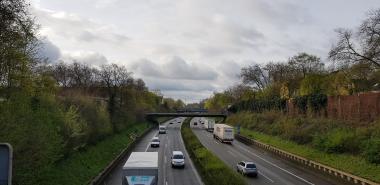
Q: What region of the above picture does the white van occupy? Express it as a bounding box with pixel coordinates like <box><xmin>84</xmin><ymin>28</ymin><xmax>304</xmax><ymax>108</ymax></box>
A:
<box><xmin>159</xmin><ymin>126</ymin><xmax>166</xmax><ymax>134</ymax></box>
<box><xmin>171</xmin><ymin>151</ymin><xmax>185</xmax><ymax>168</ymax></box>
<box><xmin>213</xmin><ymin>124</ymin><xmax>234</xmax><ymax>143</ymax></box>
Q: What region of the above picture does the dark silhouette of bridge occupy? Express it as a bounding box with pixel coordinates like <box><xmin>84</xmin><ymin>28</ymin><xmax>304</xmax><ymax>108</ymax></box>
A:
<box><xmin>145</xmin><ymin>112</ymin><xmax>227</xmax><ymax>123</ymax></box>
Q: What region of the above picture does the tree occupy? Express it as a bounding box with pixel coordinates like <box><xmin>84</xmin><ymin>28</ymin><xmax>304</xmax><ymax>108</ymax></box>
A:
<box><xmin>329</xmin><ymin>9</ymin><xmax>380</xmax><ymax>68</ymax></box>
<box><xmin>0</xmin><ymin>0</ymin><xmax>38</xmax><ymax>93</ymax></box>
<box><xmin>288</xmin><ymin>53</ymin><xmax>324</xmax><ymax>77</ymax></box>
<box><xmin>240</xmin><ymin>64</ymin><xmax>269</xmax><ymax>90</ymax></box>
<box><xmin>299</xmin><ymin>74</ymin><xmax>326</xmax><ymax>96</ymax></box>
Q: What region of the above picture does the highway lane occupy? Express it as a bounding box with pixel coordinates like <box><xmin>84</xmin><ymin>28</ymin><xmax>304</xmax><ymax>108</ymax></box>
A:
<box><xmin>102</xmin><ymin>117</ymin><xmax>202</xmax><ymax>185</ymax></box>
<box><xmin>190</xmin><ymin>118</ymin><xmax>345</xmax><ymax>185</ymax></box>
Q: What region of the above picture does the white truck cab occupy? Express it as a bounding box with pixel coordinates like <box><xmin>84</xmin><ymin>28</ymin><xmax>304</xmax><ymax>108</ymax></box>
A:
<box><xmin>159</xmin><ymin>126</ymin><xmax>166</xmax><ymax>134</ymax></box>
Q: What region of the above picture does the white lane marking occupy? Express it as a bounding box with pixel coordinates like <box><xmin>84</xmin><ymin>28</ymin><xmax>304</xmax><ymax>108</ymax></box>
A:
<box><xmin>227</xmin><ymin>150</ymin><xmax>237</xmax><ymax>157</ymax></box>
<box><xmin>164</xmin><ymin>155</ymin><xmax>167</xmax><ymax>162</ymax></box>
<box><xmin>165</xmin><ymin>143</ymin><xmax>168</xmax><ymax>148</ymax></box>
<box><xmin>165</xmin><ymin>181</ymin><xmax>168</xmax><ymax>185</ymax></box>
<box><xmin>258</xmin><ymin>171</ymin><xmax>275</xmax><ymax>183</ymax></box>
<box><xmin>235</xmin><ymin>144</ymin><xmax>315</xmax><ymax>185</ymax></box>
<box><xmin>214</xmin><ymin>141</ymin><xmax>219</xmax><ymax>145</ymax></box>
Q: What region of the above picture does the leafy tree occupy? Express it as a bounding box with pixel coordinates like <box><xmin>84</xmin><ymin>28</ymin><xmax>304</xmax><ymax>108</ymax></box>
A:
<box><xmin>299</xmin><ymin>74</ymin><xmax>327</xmax><ymax>96</ymax></box>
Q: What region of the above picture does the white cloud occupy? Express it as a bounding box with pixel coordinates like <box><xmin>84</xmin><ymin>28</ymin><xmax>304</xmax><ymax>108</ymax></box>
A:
<box><xmin>61</xmin><ymin>51</ymin><xmax>109</xmax><ymax>66</ymax></box>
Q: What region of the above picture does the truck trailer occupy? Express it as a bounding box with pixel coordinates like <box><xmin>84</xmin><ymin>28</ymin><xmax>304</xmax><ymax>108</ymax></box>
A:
<box><xmin>204</xmin><ymin>119</ymin><xmax>215</xmax><ymax>132</ymax></box>
<box><xmin>213</xmin><ymin>124</ymin><xmax>234</xmax><ymax>143</ymax></box>
<box><xmin>122</xmin><ymin>152</ymin><xmax>158</xmax><ymax>185</ymax></box>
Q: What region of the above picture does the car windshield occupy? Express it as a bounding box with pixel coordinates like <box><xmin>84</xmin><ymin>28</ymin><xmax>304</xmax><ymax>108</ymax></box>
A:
<box><xmin>246</xmin><ymin>164</ymin><xmax>256</xmax><ymax>168</ymax></box>
<box><xmin>173</xmin><ymin>154</ymin><xmax>184</xmax><ymax>159</ymax></box>
<box><xmin>152</xmin><ymin>139</ymin><xmax>159</xmax><ymax>142</ymax></box>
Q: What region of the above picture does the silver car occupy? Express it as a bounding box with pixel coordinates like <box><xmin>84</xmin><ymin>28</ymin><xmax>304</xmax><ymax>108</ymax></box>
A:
<box><xmin>236</xmin><ymin>161</ymin><xmax>258</xmax><ymax>177</ymax></box>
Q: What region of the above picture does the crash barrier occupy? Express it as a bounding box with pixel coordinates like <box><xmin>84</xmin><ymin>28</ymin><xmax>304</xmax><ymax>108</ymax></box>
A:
<box><xmin>234</xmin><ymin>134</ymin><xmax>380</xmax><ymax>185</ymax></box>
<box><xmin>89</xmin><ymin>126</ymin><xmax>154</xmax><ymax>185</ymax></box>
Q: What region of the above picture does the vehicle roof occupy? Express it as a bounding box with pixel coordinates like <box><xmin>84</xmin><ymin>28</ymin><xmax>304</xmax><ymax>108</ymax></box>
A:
<box><xmin>123</xmin><ymin>152</ymin><xmax>158</xmax><ymax>170</ymax></box>
<box><xmin>215</xmin><ymin>123</ymin><xmax>233</xmax><ymax>128</ymax></box>
<box><xmin>152</xmin><ymin>136</ymin><xmax>159</xmax><ymax>140</ymax></box>
<box><xmin>172</xmin><ymin>151</ymin><xmax>183</xmax><ymax>155</ymax></box>
<box><xmin>159</xmin><ymin>125</ymin><xmax>166</xmax><ymax>128</ymax></box>
<box><xmin>242</xmin><ymin>161</ymin><xmax>255</xmax><ymax>165</ymax></box>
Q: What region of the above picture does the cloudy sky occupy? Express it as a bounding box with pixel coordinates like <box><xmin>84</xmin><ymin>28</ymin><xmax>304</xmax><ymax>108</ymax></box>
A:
<box><xmin>32</xmin><ymin>0</ymin><xmax>380</xmax><ymax>102</ymax></box>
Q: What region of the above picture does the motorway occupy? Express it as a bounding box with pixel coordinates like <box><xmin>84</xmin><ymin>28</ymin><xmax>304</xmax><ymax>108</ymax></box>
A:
<box><xmin>102</xmin><ymin>117</ymin><xmax>202</xmax><ymax>185</ymax></box>
<box><xmin>190</xmin><ymin>117</ymin><xmax>345</xmax><ymax>185</ymax></box>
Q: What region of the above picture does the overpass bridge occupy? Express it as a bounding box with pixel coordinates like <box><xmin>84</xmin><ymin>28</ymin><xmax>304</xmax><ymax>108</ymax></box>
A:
<box><xmin>145</xmin><ymin>112</ymin><xmax>227</xmax><ymax>123</ymax></box>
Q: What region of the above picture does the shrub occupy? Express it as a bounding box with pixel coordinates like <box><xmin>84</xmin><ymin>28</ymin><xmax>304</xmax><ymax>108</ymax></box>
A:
<box><xmin>312</xmin><ymin>128</ymin><xmax>358</xmax><ymax>154</ymax></box>
<box><xmin>363</xmin><ymin>139</ymin><xmax>380</xmax><ymax>164</ymax></box>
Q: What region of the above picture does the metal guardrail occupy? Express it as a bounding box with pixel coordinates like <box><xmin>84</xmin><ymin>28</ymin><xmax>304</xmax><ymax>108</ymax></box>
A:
<box><xmin>89</xmin><ymin>127</ymin><xmax>154</xmax><ymax>185</ymax></box>
<box><xmin>234</xmin><ymin>134</ymin><xmax>380</xmax><ymax>185</ymax></box>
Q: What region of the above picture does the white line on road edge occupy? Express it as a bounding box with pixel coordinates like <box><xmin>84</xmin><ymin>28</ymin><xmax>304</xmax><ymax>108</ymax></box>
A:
<box><xmin>235</xmin><ymin>144</ymin><xmax>315</xmax><ymax>185</ymax></box>
<box><xmin>179</xmin><ymin>119</ymin><xmax>204</xmax><ymax>185</ymax></box>
<box><xmin>258</xmin><ymin>171</ymin><xmax>275</xmax><ymax>183</ymax></box>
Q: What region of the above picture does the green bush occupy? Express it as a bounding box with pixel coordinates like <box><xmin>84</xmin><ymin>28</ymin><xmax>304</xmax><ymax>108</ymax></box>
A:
<box><xmin>0</xmin><ymin>94</ymin><xmax>65</xmax><ymax>183</ymax></box>
<box><xmin>363</xmin><ymin>139</ymin><xmax>380</xmax><ymax>164</ymax></box>
<box><xmin>181</xmin><ymin>118</ymin><xmax>246</xmax><ymax>185</ymax></box>
<box><xmin>313</xmin><ymin>128</ymin><xmax>358</xmax><ymax>154</ymax></box>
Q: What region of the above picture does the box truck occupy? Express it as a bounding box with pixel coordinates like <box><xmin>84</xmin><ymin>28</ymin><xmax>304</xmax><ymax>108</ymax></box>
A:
<box><xmin>122</xmin><ymin>152</ymin><xmax>158</xmax><ymax>185</ymax></box>
<box><xmin>204</xmin><ymin>119</ymin><xmax>215</xmax><ymax>132</ymax></box>
<box><xmin>213</xmin><ymin>124</ymin><xmax>234</xmax><ymax>143</ymax></box>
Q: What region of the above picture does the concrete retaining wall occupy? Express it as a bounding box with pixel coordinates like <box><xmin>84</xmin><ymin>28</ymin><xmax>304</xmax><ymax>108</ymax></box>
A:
<box><xmin>235</xmin><ymin>134</ymin><xmax>380</xmax><ymax>185</ymax></box>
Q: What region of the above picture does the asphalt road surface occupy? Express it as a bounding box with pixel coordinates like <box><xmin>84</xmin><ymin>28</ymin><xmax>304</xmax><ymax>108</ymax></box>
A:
<box><xmin>190</xmin><ymin>117</ymin><xmax>345</xmax><ymax>185</ymax></box>
<box><xmin>102</xmin><ymin>117</ymin><xmax>202</xmax><ymax>185</ymax></box>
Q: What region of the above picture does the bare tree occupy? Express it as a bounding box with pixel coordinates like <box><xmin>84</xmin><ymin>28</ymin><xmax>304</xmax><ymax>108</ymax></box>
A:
<box><xmin>288</xmin><ymin>53</ymin><xmax>324</xmax><ymax>77</ymax></box>
<box><xmin>329</xmin><ymin>9</ymin><xmax>380</xmax><ymax>68</ymax></box>
<box><xmin>240</xmin><ymin>64</ymin><xmax>269</xmax><ymax>90</ymax></box>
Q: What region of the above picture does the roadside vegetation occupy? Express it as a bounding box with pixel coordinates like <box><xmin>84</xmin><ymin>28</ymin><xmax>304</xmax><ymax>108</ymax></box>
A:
<box><xmin>0</xmin><ymin>1</ymin><xmax>184</xmax><ymax>184</ymax></box>
<box><xmin>203</xmin><ymin>8</ymin><xmax>380</xmax><ymax>183</ymax></box>
<box><xmin>181</xmin><ymin>118</ymin><xmax>246</xmax><ymax>185</ymax></box>
<box><xmin>227</xmin><ymin>112</ymin><xmax>380</xmax><ymax>182</ymax></box>
<box><xmin>35</xmin><ymin>124</ymin><xmax>149</xmax><ymax>185</ymax></box>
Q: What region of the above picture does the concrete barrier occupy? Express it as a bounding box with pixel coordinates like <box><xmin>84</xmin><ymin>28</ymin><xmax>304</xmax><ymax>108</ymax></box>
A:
<box><xmin>89</xmin><ymin>126</ymin><xmax>154</xmax><ymax>185</ymax></box>
<box><xmin>234</xmin><ymin>134</ymin><xmax>380</xmax><ymax>185</ymax></box>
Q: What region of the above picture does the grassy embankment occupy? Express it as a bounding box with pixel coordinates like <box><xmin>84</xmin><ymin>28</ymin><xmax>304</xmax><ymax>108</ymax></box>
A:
<box><xmin>181</xmin><ymin>118</ymin><xmax>246</xmax><ymax>185</ymax></box>
<box><xmin>227</xmin><ymin>112</ymin><xmax>380</xmax><ymax>183</ymax></box>
<box><xmin>37</xmin><ymin>123</ymin><xmax>150</xmax><ymax>185</ymax></box>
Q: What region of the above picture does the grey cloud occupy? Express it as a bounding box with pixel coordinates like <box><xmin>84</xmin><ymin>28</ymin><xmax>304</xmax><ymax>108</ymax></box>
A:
<box><xmin>62</xmin><ymin>52</ymin><xmax>108</xmax><ymax>66</ymax></box>
<box><xmin>132</xmin><ymin>57</ymin><xmax>218</xmax><ymax>80</ymax></box>
<box><xmin>37</xmin><ymin>38</ymin><xmax>62</xmax><ymax>62</ymax></box>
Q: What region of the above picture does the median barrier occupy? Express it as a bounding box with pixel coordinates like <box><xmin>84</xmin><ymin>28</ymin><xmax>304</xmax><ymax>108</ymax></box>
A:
<box><xmin>89</xmin><ymin>126</ymin><xmax>154</xmax><ymax>185</ymax></box>
<box><xmin>234</xmin><ymin>134</ymin><xmax>380</xmax><ymax>185</ymax></box>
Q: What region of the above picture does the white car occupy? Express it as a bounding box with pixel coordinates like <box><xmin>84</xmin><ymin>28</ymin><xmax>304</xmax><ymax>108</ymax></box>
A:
<box><xmin>171</xmin><ymin>151</ymin><xmax>185</xmax><ymax>168</ymax></box>
<box><xmin>150</xmin><ymin>137</ymin><xmax>160</xmax><ymax>147</ymax></box>
<box><xmin>236</xmin><ymin>161</ymin><xmax>258</xmax><ymax>177</ymax></box>
<box><xmin>159</xmin><ymin>126</ymin><xmax>166</xmax><ymax>134</ymax></box>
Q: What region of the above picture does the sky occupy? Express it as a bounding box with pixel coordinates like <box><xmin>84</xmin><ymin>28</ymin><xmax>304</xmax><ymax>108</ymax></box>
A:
<box><xmin>31</xmin><ymin>0</ymin><xmax>380</xmax><ymax>103</ymax></box>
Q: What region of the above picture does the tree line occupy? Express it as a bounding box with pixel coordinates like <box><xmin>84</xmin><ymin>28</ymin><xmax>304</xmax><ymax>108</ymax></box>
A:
<box><xmin>205</xmin><ymin>8</ymin><xmax>380</xmax><ymax>113</ymax></box>
<box><xmin>0</xmin><ymin>0</ymin><xmax>184</xmax><ymax>184</ymax></box>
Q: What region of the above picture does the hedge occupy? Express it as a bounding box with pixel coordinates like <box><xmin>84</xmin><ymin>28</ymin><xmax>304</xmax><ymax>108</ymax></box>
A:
<box><xmin>181</xmin><ymin>118</ymin><xmax>246</xmax><ymax>185</ymax></box>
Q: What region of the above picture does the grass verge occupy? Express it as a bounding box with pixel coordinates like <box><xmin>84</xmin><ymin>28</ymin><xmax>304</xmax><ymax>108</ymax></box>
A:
<box><xmin>36</xmin><ymin>123</ymin><xmax>151</xmax><ymax>185</ymax></box>
<box><xmin>240</xmin><ymin>128</ymin><xmax>380</xmax><ymax>183</ymax></box>
<box><xmin>181</xmin><ymin>118</ymin><xmax>246</xmax><ymax>185</ymax></box>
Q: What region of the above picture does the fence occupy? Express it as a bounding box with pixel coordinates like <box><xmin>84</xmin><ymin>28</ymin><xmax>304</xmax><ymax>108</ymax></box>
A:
<box><xmin>287</xmin><ymin>91</ymin><xmax>380</xmax><ymax>122</ymax></box>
